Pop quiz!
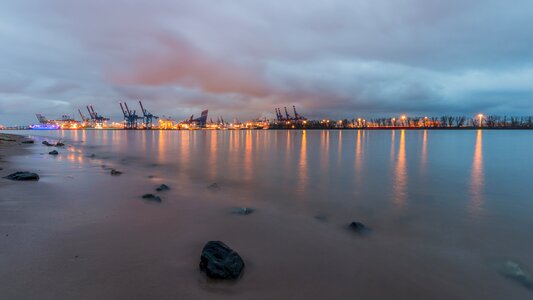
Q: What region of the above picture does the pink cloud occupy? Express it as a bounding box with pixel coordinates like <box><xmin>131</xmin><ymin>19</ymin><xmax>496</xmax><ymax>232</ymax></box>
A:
<box><xmin>106</xmin><ymin>34</ymin><xmax>270</xmax><ymax>97</ymax></box>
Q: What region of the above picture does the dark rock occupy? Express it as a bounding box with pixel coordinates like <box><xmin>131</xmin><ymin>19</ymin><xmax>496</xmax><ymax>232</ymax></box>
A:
<box><xmin>147</xmin><ymin>175</ymin><xmax>155</xmax><ymax>179</ymax></box>
<box><xmin>142</xmin><ymin>194</ymin><xmax>162</xmax><ymax>202</ymax></box>
<box><xmin>89</xmin><ymin>153</ymin><xmax>96</xmax><ymax>158</ymax></box>
<box><xmin>156</xmin><ymin>184</ymin><xmax>170</xmax><ymax>191</ymax></box>
<box><xmin>348</xmin><ymin>221</ymin><xmax>369</xmax><ymax>233</ymax></box>
<box><xmin>500</xmin><ymin>261</ymin><xmax>533</xmax><ymax>290</ymax></box>
<box><xmin>200</xmin><ymin>241</ymin><xmax>244</xmax><ymax>279</ymax></box>
<box><xmin>231</xmin><ymin>207</ymin><xmax>255</xmax><ymax>215</ymax></box>
<box><xmin>55</xmin><ymin>141</ymin><xmax>65</xmax><ymax>147</ymax></box>
<box><xmin>21</xmin><ymin>140</ymin><xmax>34</xmax><ymax>144</ymax></box>
<box><xmin>42</xmin><ymin>141</ymin><xmax>53</xmax><ymax>146</ymax></box>
<box><xmin>207</xmin><ymin>183</ymin><xmax>219</xmax><ymax>189</ymax></box>
<box><xmin>3</xmin><ymin>171</ymin><xmax>40</xmax><ymax>181</ymax></box>
<box><xmin>49</xmin><ymin>150</ymin><xmax>59</xmax><ymax>155</ymax></box>
<box><xmin>314</xmin><ymin>214</ymin><xmax>328</xmax><ymax>222</ymax></box>
<box><xmin>110</xmin><ymin>169</ymin><xmax>122</xmax><ymax>176</ymax></box>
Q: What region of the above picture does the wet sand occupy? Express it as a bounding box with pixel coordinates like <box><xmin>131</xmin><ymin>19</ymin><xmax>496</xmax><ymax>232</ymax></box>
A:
<box><xmin>1</xmin><ymin>130</ymin><xmax>532</xmax><ymax>299</ymax></box>
<box><xmin>0</xmin><ymin>133</ymin><xmax>33</xmax><ymax>186</ymax></box>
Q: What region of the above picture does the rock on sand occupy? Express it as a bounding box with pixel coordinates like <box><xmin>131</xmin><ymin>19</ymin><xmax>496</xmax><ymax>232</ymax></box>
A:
<box><xmin>200</xmin><ymin>241</ymin><xmax>244</xmax><ymax>279</ymax></box>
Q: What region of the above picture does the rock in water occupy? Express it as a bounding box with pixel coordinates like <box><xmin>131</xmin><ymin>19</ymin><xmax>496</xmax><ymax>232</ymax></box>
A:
<box><xmin>200</xmin><ymin>241</ymin><xmax>244</xmax><ymax>279</ymax></box>
<box><xmin>156</xmin><ymin>184</ymin><xmax>170</xmax><ymax>191</ymax></box>
<box><xmin>348</xmin><ymin>221</ymin><xmax>369</xmax><ymax>234</ymax></box>
<box><xmin>231</xmin><ymin>207</ymin><xmax>255</xmax><ymax>215</ymax></box>
<box><xmin>42</xmin><ymin>141</ymin><xmax>53</xmax><ymax>146</ymax></box>
<box><xmin>21</xmin><ymin>140</ymin><xmax>34</xmax><ymax>144</ymax></box>
<box><xmin>110</xmin><ymin>169</ymin><xmax>122</xmax><ymax>176</ymax></box>
<box><xmin>500</xmin><ymin>261</ymin><xmax>533</xmax><ymax>290</ymax></box>
<box><xmin>314</xmin><ymin>214</ymin><xmax>328</xmax><ymax>222</ymax></box>
<box><xmin>49</xmin><ymin>150</ymin><xmax>59</xmax><ymax>155</ymax></box>
<box><xmin>3</xmin><ymin>171</ymin><xmax>39</xmax><ymax>181</ymax></box>
<box><xmin>142</xmin><ymin>194</ymin><xmax>162</xmax><ymax>202</ymax></box>
<box><xmin>207</xmin><ymin>183</ymin><xmax>219</xmax><ymax>190</ymax></box>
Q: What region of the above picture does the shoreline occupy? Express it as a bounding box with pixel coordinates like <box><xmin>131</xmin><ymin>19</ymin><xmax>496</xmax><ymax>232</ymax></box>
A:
<box><xmin>0</xmin><ymin>133</ymin><xmax>35</xmax><ymax>186</ymax></box>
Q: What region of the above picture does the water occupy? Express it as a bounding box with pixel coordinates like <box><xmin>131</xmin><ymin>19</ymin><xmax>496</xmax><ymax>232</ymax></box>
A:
<box><xmin>1</xmin><ymin>129</ymin><xmax>533</xmax><ymax>299</ymax></box>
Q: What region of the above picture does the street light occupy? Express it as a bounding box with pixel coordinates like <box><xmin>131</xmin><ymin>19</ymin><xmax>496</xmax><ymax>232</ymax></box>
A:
<box><xmin>477</xmin><ymin>114</ymin><xmax>484</xmax><ymax>128</ymax></box>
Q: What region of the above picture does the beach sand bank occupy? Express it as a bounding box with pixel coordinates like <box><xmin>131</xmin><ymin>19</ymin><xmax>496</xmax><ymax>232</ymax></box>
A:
<box><xmin>0</xmin><ymin>133</ymin><xmax>34</xmax><ymax>185</ymax></box>
<box><xmin>1</xmin><ymin>130</ymin><xmax>530</xmax><ymax>300</ymax></box>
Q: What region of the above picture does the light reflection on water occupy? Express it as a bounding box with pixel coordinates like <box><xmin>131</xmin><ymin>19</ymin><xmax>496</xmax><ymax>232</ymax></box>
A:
<box><xmin>469</xmin><ymin>129</ymin><xmax>484</xmax><ymax>217</ymax></box>
<box><xmin>4</xmin><ymin>129</ymin><xmax>533</xmax><ymax>299</ymax></box>
<box><xmin>393</xmin><ymin>130</ymin><xmax>408</xmax><ymax>209</ymax></box>
<box><xmin>11</xmin><ymin>129</ymin><xmax>533</xmax><ymax>225</ymax></box>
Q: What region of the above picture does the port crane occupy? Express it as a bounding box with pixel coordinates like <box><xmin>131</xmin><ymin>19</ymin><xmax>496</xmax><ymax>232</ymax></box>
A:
<box><xmin>138</xmin><ymin>101</ymin><xmax>159</xmax><ymax>129</ymax></box>
<box><xmin>284</xmin><ymin>107</ymin><xmax>291</xmax><ymax>120</ymax></box>
<box><xmin>274</xmin><ymin>106</ymin><xmax>306</xmax><ymax>122</ymax></box>
<box><xmin>86</xmin><ymin>105</ymin><xmax>109</xmax><ymax>127</ymax></box>
<box><xmin>292</xmin><ymin>105</ymin><xmax>306</xmax><ymax>121</ymax></box>
<box><xmin>78</xmin><ymin>109</ymin><xmax>90</xmax><ymax>123</ymax></box>
<box><xmin>119</xmin><ymin>102</ymin><xmax>141</xmax><ymax>129</ymax></box>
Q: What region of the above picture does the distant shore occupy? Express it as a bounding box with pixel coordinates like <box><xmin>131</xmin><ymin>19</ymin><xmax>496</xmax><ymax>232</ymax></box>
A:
<box><xmin>2</xmin><ymin>127</ymin><xmax>533</xmax><ymax>131</ymax></box>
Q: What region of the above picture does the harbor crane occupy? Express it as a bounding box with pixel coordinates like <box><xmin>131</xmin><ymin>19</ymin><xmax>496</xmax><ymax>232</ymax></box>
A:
<box><xmin>275</xmin><ymin>108</ymin><xmax>286</xmax><ymax>121</ymax></box>
<box><xmin>78</xmin><ymin>109</ymin><xmax>90</xmax><ymax>123</ymax></box>
<box><xmin>86</xmin><ymin>105</ymin><xmax>110</xmax><ymax>127</ymax></box>
<box><xmin>274</xmin><ymin>106</ymin><xmax>306</xmax><ymax>122</ymax></box>
<box><xmin>292</xmin><ymin>105</ymin><xmax>306</xmax><ymax>121</ymax></box>
<box><xmin>284</xmin><ymin>107</ymin><xmax>291</xmax><ymax>120</ymax></box>
<box><xmin>138</xmin><ymin>101</ymin><xmax>159</xmax><ymax>129</ymax></box>
<box><xmin>119</xmin><ymin>102</ymin><xmax>141</xmax><ymax>129</ymax></box>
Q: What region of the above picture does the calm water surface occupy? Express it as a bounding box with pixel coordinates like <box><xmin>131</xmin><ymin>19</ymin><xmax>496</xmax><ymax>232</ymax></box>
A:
<box><xmin>2</xmin><ymin>129</ymin><xmax>533</xmax><ymax>299</ymax></box>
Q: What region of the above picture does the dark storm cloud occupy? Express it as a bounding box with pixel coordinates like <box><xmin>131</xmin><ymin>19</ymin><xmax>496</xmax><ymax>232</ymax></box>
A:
<box><xmin>1</xmin><ymin>0</ymin><xmax>533</xmax><ymax>124</ymax></box>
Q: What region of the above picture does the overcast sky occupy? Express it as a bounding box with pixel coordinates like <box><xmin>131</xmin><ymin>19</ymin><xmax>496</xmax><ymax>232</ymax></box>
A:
<box><xmin>1</xmin><ymin>0</ymin><xmax>533</xmax><ymax>125</ymax></box>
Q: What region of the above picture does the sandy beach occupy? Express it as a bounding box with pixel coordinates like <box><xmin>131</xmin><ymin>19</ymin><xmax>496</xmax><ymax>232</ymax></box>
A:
<box><xmin>0</xmin><ymin>134</ymin><xmax>34</xmax><ymax>186</ymax></box>
<box><xmin>2</xmin><ymin>130</ymin><xmax>533</xmax><ymax>300</ymax></box>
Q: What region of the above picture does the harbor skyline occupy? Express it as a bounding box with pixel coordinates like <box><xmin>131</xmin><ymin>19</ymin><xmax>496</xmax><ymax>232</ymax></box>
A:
<box><xmin>2</xmin><ymin>0</ymin><xmax>533</xmax><ymax>125</ymax></box>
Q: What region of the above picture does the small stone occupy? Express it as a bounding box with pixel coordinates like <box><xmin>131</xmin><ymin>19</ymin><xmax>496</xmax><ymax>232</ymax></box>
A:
<box><xmin>207</xmin><ymin>183</ymin><xmax>219</xmax><ymax>189</ymax></box>
<box><xmin>110</xmin><ymin>169</ymin><xmax>122</xmax><ymax>176</ymax></box>
<box><xmin>348</xmin><ymin>221</ymin><xmax>369</xmax><ymax>234</ymax></box>
<box><xmin>3</xmin><ymin>171</ymin><xmax>40</xmax><ymax>181</ymax></box>
<box><xmin>200</xmin><ymin>241</ymin><xmax>244</xmax><ymax>279</ymax></box>
<box><xmin>156</xmin><ymin>184</ymin><xmax>170</xmax><ymax>191</ymax></box>
<box><xmin>142</xmin><ymin>194</ymin><xmax>162</xmax><ymax>202</ymax></box>
<box><xmin>55</xmin><ymin>142</ymin><xmax>65</xmax><ymax>147</ymax></box>
<box><xmin>21</xmin><ymin>140</ymin><xmax>34</xmax><ymax>144</ymax></box>
<box><xmin>89</xmin><ymin>153</ymin><xmax>96</xmax><ymax>158</ymax></box>
<box><xmin>500</xmin><ymin>261</ymin><xmax>533</xmax><ymax>290</ymax></box>
<box><xmin>42</xmin><ymin>141</ymin><xmax>53</xmax><ymax>146</ymax></box>
<box><xmin>231</xmin><ymin>207</ymin><xmax>255</xmax><ymax>215</ymax></box>
<box><xmin>314</xmin><ymin>214</ymin><xmax>327</xmax><ymax>221</ymax></box>
<box><xmin>49</xmin><ymin>150</ymin><xmax>59</xmax><ymax>155</ymax></box>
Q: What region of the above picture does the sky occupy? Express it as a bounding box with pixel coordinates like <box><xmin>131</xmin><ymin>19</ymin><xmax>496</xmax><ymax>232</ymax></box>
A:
<box><xmin>1</xmin><ymin>0</ymin><xmax>533</xmax><ymax>125</ymax></box>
